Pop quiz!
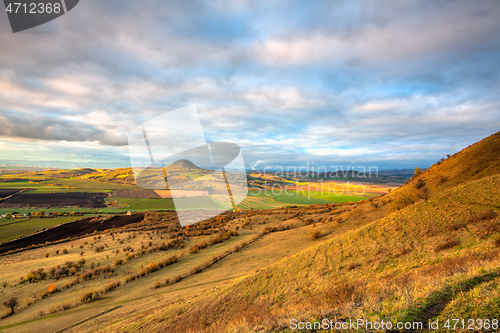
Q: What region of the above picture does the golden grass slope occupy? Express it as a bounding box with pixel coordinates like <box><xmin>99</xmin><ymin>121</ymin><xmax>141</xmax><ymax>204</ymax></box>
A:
<box><xmin>123</xmin><ymin>175</ymin><xmax>500</xmax><ymax>332</ymax></box>
<box><xmin>404</xmin><ymin>130</ymin><xmax>500</xmax><ymax>196</ymax></box>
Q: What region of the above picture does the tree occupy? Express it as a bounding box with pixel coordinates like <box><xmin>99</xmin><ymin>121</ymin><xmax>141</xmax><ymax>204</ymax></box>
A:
<box><xmin>414</xmin><ymin>167</ymin><xmax>422</xmax><ymax>177</ymax></box>
<box><xmin>3</xmin><ymin>296</ymin><xmax>19</xmax><ymax>315</ymax></box>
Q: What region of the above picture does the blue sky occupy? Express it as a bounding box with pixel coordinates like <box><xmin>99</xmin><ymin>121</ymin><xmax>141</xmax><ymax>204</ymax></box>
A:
<box><xmin>0</xmin><ymin>0</ymin><xmax>499</xmax><ymax>170</ymax></box>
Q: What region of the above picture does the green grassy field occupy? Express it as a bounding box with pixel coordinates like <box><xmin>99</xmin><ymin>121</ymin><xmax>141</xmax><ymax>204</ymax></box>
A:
<box><xmin>22</xmin><ymin>188</ymin><xmax>106</xmax><ymax>194</ymax></box>
<box><xmin>39</xmin><ymin>178</ymin><xmax>140</xmax><ymax>191</ymax></box>
<box><xmin>249</xmin><ymin>189</ymin><xmax>333</xmax><ymax>205</ymax></box>
<box><xmin>212</xmin><ymin>189</ymin><xmax>365</xmax><ymax>210</ymax></box>
<box><xmin>302</xmin><ymin>191</ymin><xmax>367</xmax><ymax>202</ymax></box>
<box><xmin>0</xmin><ymin>216</ymin><xmax>88</xmax><ymax>243</ymax></box>
<box><xmin>0</xmin><ymin>181</ymin><xmax>51</xmax><ymax>189</ymax></box>
<box><xmin>108</xmin><ymin>196</ymin><xmax>223</xmax><ymax>211</ymax></box>
<box><xmin>0</xmin><ymin>180</ymin><xmax>111</xmax><ymax>193</ymax></box>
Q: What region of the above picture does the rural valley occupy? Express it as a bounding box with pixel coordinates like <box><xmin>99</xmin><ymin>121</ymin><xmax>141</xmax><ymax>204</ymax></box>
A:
<box><xmin>0</xmin><ymin>132</ymin><xmax>498</xmax><ymax>332</ymax></box>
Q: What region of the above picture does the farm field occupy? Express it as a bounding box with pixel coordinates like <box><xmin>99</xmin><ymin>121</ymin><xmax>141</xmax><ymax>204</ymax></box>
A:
<box><xmin>0</xmin><ymin>166</ymin><xmax>389</xmax><ymax>213</ymax></box>
<box><xmin>109</xmin><ymin>190</ymin><xmax>160</xmax><ymax>198</ymax></box>
<box><xmin>0</xmin><ymin>189</ymin><xmax>21</xmax><ymax>198</ymax></box>
<box><xmin>208</xmin><ymin>189</ymin><xmax>366</xmax><ymax>210</ymax></box>
<box><xmin>250</xmin><ymin>189</ymin><xmax>334</xmax><ymax>205</ymax></box>
<box><xmin>212</xmin><ymin>193</ymin><xmax>284</xmax><ymax>210</ymax></box>
<box><xmin>0</xmin><ymin>207</ymin><xmax>119</xmax><ymax>215</ymax></box>
<box><xmin>300</xmin><ymin>191</ymin><xmax>367</xmax><ymax>202</ymax></box>
<box><xmin>0</xmin><ymin>181</ymin><xmax>99</xmax><ymax>194</ymax></box>
<box><xmin>0</xmin><ymin>193</ymin><xmax>108</xmax><ymax>209</ymax></box>
<box><xmin>0</xmin><ymin>214</ymin><xmax>145</xmax><ymax>254</ymax></box>
<box><xmin>39</xmin><ymin>178</ymin><xmax>140</xmax><ymax>191</ymax></box>
<box><xmin>106</xmin><ymin>197</ymin><xmax>222</xmax><ymax>211</ymax></box>
<box><xmin>0</xmin><ymin>181</ymin><xmax>51</xmax><ymax>189</ymax></box>
<box><xmin>0</xmin><ymin>216</ymin><xmax>88</xmax><ymax>243</ymax></box>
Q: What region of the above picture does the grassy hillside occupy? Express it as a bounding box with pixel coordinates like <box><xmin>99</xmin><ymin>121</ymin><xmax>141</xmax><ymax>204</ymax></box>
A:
<box><xmin>99</xmin><ymin>131</ymin><xmax>500</xmax><ymax>332</ymax></box>
<box><xmin>399</xmin><ymin>131</ymin><xmax>500</xmax><ymax>197</ymax></box>
<box><xmin>107</xmin><ymin>175</ymin><xmax>500</xmax><ymax>332</ymax></box>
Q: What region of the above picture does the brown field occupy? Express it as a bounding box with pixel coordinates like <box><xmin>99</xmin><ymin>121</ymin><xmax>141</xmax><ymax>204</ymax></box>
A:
<box><xmin>0</xmin><ymin>189</ymin><xmax>21</xmax><ymax>198</ymax></box>
<box><xmin>110</xmin><ymin>190</ymin><xmax>160</xmax><ymax>199</ymax></box>
<box><xmin>0</xmin><ymin>193</ymin><xmax>108</xmax><ymax>208</ymax></box>
<box><xmin>0</xmin><ymin>214</ymin><xmax>145</xmax><ymax>254</ymax></box>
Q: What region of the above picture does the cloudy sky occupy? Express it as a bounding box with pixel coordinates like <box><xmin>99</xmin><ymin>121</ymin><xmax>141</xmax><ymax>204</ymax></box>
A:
<box><xmin>0</xmin><ymin>0</ymin><xmax>499</xmax><ymax>170</ymax></box>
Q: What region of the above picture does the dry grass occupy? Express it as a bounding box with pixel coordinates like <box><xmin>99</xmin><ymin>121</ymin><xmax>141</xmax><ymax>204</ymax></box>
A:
<box><xmin>127</xmin><ymin>175</ymin><xmax>500</xmax><ymax>333</ymax></box>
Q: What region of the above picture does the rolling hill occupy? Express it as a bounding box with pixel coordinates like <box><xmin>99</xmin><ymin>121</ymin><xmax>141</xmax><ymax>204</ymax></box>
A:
<box><xmin>164</xmin><ymin>159</ymin><xmax>206</xmax><ymax>173</ymax></box>
<box><xmin>114</xmin><ymin>131</ymin><xmax>500</xmax><ymax>332</ymax></box>
<box><xmin>399</xmin><ymin>131</ymin><xmax>500</xmax><ymax>198</ymax></box>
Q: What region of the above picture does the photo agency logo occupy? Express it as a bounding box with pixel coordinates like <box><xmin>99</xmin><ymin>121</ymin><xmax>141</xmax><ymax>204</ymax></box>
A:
<box><xmin>128</xmin><ymin>105</ymin><xmax>248</xmax><ymax>226</ymax></box>
<box><xmin>3</xmin><ymin>0</ymin><xmax>79</xmax><ymax>33</ymax></box>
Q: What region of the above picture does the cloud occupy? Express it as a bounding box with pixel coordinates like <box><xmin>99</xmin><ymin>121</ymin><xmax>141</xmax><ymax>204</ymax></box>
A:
<box><xmin>0</xmin><ymin>0</ymin><xmax>499</xmax><ymax>169</ymax></box>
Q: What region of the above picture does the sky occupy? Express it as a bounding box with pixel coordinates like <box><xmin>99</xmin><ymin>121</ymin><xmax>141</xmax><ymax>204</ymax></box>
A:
<box><xmin>0</xmin><ymin>0</ymin><xmax>499</xmax><ymax>171</ymax></box>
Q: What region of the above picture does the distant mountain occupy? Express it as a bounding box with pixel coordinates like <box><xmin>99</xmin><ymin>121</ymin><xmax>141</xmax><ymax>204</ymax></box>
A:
<box><xmin>376</xmin><ymin>169</ymin><xmax>420</xmax><ymax>177</ymax></box>
<box><xmin>164</xmin><ymin>159</ymin><xmax>206</xmax><ymax>172</ymax></box>
<box><xmin>78</xmin><ymin>168</ymin><xmax>97</xmax><ymax>173</ymax></box>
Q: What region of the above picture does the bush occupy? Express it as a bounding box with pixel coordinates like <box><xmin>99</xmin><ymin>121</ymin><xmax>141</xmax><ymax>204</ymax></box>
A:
<box><xmin>434</xmin><ymin>239</ymin><xmax>460</xmax><ymax>253</ymax></box>
<box><xmin>304</xmin><ymin>218</ymin><xmax>314</xmax><ymax>226</ymax></box>
<box><xmin>391</xmin><ymin>192</ymin><xmax>415</xmax><ymax>211</ymax></box>
<box><xmin>191</xmin><ymin>266</ymin><xmax>202</xmax><ymax>274</ymax></box>
<box><xmin>103</xmin><ymin>280</ymin><xmax>121</xmax><ymax>293</ymax></box>
<box><xmin>48</xmin><ymin>283</ymin><xmax>59</xmax><ymax>293</ymax></box>
<box><xmin>80</xmin><ymin>291</ymin><xmax>99</xmax><ymax>303</ymax></box>
<box><xmin>77</xmin><ymin>258</ymin><xmax>86</xmax><ymax>267</ymax></box>
<box><xmin>62</xmin><ymin>248</ymin><xmax>68</xmax><ymax>254</ymax></box>
<box><xmin>416</xmin><ymin>187</ymin><xmax>431</xmax><ymax>201</ymax></box>
<box><xmin>446</xmin><ymin>222</ymin><xmax>466</xmax><ymax>231</ymax></box>
<box><xmin>310</xmin><ymin>230</ymin><xmax>321</xmax><ymax>240</ymax></box>
<box><xmin>346</xmin><ymin>263</ymin><xmax>358</xmax><ymax>271</ymax></box>
<box><xmin>467</xmin><ymin>210</ymin><xmax>498</xmax><ymax>224</ymax></box>
<box><xmin>114</xmin><ymin>258</ymin><xmax>124</xmax><ymax>266</ymax></box>
<box><xmin>414</xmin><ymin>179</ymin><xmax>425</xmax><ymax>189</ymax></box>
